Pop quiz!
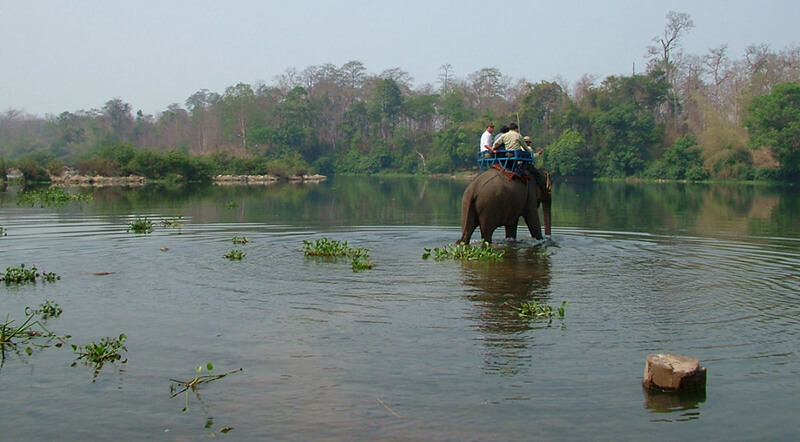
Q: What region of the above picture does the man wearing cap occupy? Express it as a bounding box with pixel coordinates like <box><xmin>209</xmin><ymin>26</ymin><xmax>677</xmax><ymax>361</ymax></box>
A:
<box><xmin>479</xmin><ymin>123</ymin><xmax>496</xmax><ymax>158</ymax></box>
<box><xmin>492</xmin><ymin>123</ymin><xmax>532</xmax><ymax>152</ymax></box>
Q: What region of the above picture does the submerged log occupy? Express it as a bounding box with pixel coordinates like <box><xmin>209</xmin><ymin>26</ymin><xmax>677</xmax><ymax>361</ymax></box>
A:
<box><xmin>643</xmin><ymin>353</ymin><xmax>706</xmax><ymax>392</ymax></box>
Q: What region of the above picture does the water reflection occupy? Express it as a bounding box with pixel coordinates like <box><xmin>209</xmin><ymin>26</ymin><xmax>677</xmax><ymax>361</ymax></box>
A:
<box><xmin>643</xmin><ymin>387</ymin><xmax>706</xmax><ymax>422</ymax></box>
<box><xmin>461</xmin><ymin>244</ymin><xmax>553</xmax><ymax>376</ymax></box>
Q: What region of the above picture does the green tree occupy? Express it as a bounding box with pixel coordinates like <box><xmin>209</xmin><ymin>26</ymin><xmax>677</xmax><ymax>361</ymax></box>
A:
<box><xmin>645</xmin><ymin>134</ymin><xmax>709</xmax><ymax>180</ymax></box>
<box><xmin>101</xmin><ymin>98</ymin><xmax>134</xmax><ymax>142</ymax></box>
<box><xmin>518</xmin><ymin>81</ymin><xmax>570</xmax><ymax>147</ymax></box>
<box><xmin>221</xmin><ymin>83</ymin><xmax>256</xmax><ymax>150</ymax></box>
<box><xmin>369</xmin><ymin>78</ymin><xmax>404</xmax><ymax>141</ymax></box>
<box><xmin>542</xmin><ymin>129</ymin><xmax>589</xmax><ymax>176</ymax></box>
<box><xmin>438</xmin><ymin>88</ymin><xmax>474</xmax><ymax>125</ymax></box>
<box><xmin>745</xmin><ymin>82</ymin><xmax>800</xmax><ymax>179</ymax></box>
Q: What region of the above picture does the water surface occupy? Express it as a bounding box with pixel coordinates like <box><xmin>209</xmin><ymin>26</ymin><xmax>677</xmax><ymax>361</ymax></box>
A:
<box><xmin>1</xmin><ymin>177</ymin><xmax>798</xmax><ymax>440</ymax></box>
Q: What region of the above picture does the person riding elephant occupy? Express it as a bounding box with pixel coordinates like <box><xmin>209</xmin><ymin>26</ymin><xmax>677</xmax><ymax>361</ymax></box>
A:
<box><xmin>459</xmin><ymin>162</ymin><xmax>551</xmax><ymax>244</ymax></box>
<box><xmin>492</xmin><ymin>123</ymin><xmax>532</xmax><ymax>154</ymax></box>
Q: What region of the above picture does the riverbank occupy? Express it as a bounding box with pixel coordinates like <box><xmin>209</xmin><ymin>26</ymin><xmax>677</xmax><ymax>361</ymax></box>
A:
<box><xmin>39</xmin><ymin>173</ymin><xmax>327</xmax><ymax>187</ymax></box>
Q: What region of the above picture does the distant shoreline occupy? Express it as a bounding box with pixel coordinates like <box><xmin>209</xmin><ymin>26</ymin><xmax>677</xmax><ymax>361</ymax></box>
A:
<box><xmin>37</xmin><ymin>173</ymin><xmax>328</xmax><ymax>187</ymax></box>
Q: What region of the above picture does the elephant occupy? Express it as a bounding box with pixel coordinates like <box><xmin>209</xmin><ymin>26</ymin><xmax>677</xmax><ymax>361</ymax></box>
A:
<box><xmin>459</xmin><ymin>164</ymin><xmax>551</xmax><ymax>244</ymax></box>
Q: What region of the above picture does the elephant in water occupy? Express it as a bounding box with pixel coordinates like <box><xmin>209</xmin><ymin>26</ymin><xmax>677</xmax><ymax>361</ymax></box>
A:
<box><xmin>459</xmin><ymin>165</ymin><xmax>552</xmax><ymax>244</ymax></box>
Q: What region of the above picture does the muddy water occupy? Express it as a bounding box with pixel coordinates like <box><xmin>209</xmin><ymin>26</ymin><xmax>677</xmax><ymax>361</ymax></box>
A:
<box><xmin>0</xmin><ymin>177</ymin><xmax>798</xmax><ymax>440</ymax></box>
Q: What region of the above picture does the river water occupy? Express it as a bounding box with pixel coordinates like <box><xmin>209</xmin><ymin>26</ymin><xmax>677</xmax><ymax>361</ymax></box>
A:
<box><xmin>0</xmin><ymin>176</ymin><xmax>798</xmax><ymax>440</ymax></box>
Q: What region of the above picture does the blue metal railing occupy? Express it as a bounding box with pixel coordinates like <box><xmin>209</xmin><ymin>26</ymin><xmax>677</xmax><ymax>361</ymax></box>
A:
<box><xmin>477</xmin><ymin>149</ymin><xmax>533</xmax><ymax>171</ymax></box>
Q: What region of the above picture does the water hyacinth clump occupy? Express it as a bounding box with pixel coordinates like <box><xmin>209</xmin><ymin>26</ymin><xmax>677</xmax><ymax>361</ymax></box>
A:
<box><xmin>1</xmin><ymin>264</ymin><xmax>60</xmax><ymax>285</ymax></box>
<box><xmin>511</xmin><ymin>301</ymin><xmax>568</xmax><ymax>323</ymax></box>
<box><xmin>128</xmin><ymin>217</ymin><xmax>154</xmax><ymax>234</ymax></box>
<box><xmin>302</xmin><ymin>237</ymin><xmax>374</xmax><ymax>271</ymax></box>
<box><xmin>422</xmin><ymin>240</ymin><xmax>505</xmax><ymax>261</ymax></box>
<box><xmin>232</xmin><ymin>236</ymin><xmax>251</xmax><ymax>244</ymax></box>
<box><xmin>224</xmin><ymin>249</ymin><xmax>245</xmax><ymax>260</ymax></box>
<box><xmin>161</xmin><ymin>216</ymin><xmax>184</xmax><ymax>229</ymax></box>
<box><xmin>26</xmin><ymin>300</ymin><xmax>63</xmax><ymax>320</ymax></box>
<box><xmin>71</xmin><ymin>334</ymin><xmax>128</xmax><ymax>379</ymax></box>
<box><xmin>17</xmin><ymin>187</ymin><xmax>92</xmax><ymax>207</ymax></box>
<box><xmin>302</xmin><ymin>237</ymin><xmax>355</xmax><ymax>257</ymax></box>
<box><xmin>350</xmin><ymin>249</ymin><xmax>374</xmax><ymax>272</ymax></box>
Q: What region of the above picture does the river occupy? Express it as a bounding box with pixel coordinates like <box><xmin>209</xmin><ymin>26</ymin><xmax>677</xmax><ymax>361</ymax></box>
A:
<box><xmin>0</xmin><ymin>176</ymin><xmax>798</xmax><ymax>440</ymax></box>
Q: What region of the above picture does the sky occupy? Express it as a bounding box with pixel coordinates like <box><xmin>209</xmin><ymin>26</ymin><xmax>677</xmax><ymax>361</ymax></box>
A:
<box><xmin>2</xmin><ymin>0</ymin><xmax>798</xmax><ymax>117</ymax></box>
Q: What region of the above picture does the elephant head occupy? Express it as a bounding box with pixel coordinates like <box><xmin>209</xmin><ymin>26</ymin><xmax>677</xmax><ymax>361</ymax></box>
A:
<box><xmin>459</xmin><ymin>165</ymin><xmax>551</xmax><ymax>244</ymax></box>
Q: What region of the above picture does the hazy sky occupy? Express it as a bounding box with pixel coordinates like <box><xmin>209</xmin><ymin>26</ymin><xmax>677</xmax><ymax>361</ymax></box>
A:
<box><xmin>2</xmin><ymin>0</ymin><xmax>798</xmax><ymax>116</ymax></box>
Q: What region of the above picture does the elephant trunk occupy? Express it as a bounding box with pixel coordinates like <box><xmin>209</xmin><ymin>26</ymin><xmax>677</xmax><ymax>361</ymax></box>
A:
<box><xmin>540</xmin><ymin>170</ymin><xmax>552</xmax><ymax>236</ymax></box>
<box><xmin>543</xmin><ymin>195</ymin><xmax>552</xmax><ymax>235</ymax></box>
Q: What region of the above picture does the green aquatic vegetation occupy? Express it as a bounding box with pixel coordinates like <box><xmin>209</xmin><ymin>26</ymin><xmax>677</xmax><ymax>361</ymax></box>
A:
<box><xmin>226</xmin><ymin>200</ymin><xmax>238</xmax><ymax>209</ymax></box>
<box><xmin>170</xmin><ymin>362</ymin><xmax>243</xmax><ymax>412</ymax></box>
<box><xmin>161</xmin><ymin>216</ymin><xmax>184</xmax><ymax>229</ymax></box>
<box><xmin>231</xmin><ymin>236</ymin><xmax>251</xmax><ymax>244</ymax></box>
<box><xmin>71</xmin><ymin>334</ymin><xmax>128</xmax><ymax>379</ymax></box>
<box><xmin>1</xmin><ymin>312</ymin><xmax>67</xmax><ymax>362</ymax></box>
<box><xmin>0</xmin><ymin>225</ymin><xmax>6</xmax><ymax>237</ymax></box>
<box><xmin>26</xmin><ymin>300</ymin><xmax>63</xmax><ymax>320</ymax></box>
<box><xmin>39</xmin><ymin>270</ymin><xmax>60</xmax><ymax>283</ymax></box>
<box><xmin>128</xmin><ymin>217</ymin><xmax>154</xmax><ymax>234</ymax></box>
<box><xmin>351</xmin><ymin>249</ymin><xmax>374</xmax><ymax>272</ymax></box>
<box><xmin>302</xmin><ymin>237</ymin><xmax>354</xmax><ymax>257</ymax></box>
<box><xmin>1</xmin><ymin>264</ymin><xmax>60</xmax><ymax>285</ymax></box>
<box><xmin>422</xmin><ymin>240</ymin><xmax>505</xmax><ymax>261</ymax></box>
<box><xmin>510</xmin><ymin>301</ymin><xmax>568</xmax><ymax>323</ymax></box>
<box><xmin>224</xmin><ymin>249</ymin><xmax>245</xmax><ymax>260</ymax></box>
<box><xmin>303</xmin><ymin>238</ymin><xmax>374</xmax><ymax>271</ymax></box>
<box><xmin>17</xmin><ymin>187</ymin><xmax>92</xmax><ymax>207</ymax></box>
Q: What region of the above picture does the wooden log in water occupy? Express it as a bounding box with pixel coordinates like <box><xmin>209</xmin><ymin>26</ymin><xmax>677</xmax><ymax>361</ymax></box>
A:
<box><xmin>643</xmin><ymin>353</ymin><xmax>707</xmax><ymax>392</ymax></box>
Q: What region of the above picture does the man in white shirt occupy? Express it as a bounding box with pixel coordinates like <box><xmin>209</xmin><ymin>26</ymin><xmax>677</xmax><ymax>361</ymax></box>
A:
<box><xmin>479</xmin><ymin>123</ymin><xmax>495</xmax><ymax>158</ymax></box>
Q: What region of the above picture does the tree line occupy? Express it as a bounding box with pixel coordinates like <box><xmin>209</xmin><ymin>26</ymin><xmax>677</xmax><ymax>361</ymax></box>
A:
<box><xmin>2</xmin><ymin>11</ymin><xmax>799</xmax><ymax>183</ymax></box>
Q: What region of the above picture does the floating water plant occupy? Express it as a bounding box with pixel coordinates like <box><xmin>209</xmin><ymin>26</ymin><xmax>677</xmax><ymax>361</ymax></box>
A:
<box><xmin>303</xmin><ymin>237</ymin><xmax>374</xmax><ymax>271</ymax></box>
<box><xmin>17</xmin><ymin>187</ymin><xmax>92</xmax><ymax>207</ymax></box>
<box><xmin>25</xmin><ymin>300</ymin><xmax>63</xmax><ymax>320</ymax></box>
<box><xmin>169</xmin><ymin>362</ymin><xmax>243</xmax><ymax>412</ymax></box>
<box><xmin>71</xmin><ymin>334</ymin><xmax>128</xmax><ymax>379</ymax></box>
<box><xmin>302</xmin><ymin>237</ymin><xmax>355</xmax><ymax>257</ymax></box>
<box><xmin>161</xmin><ymin>216</ymin><xmax>184</xmax><ymax>229</ymax></box>
<box><xmin>0</xmin><ymin>225</ymin><xmax>6</xmax><ymax>236</ymax></box>
<box><xmin>1</xmin><ymin>264</ymin><xmax>60</xmax><ymax>285</ymax></box>
<box><xmin>1</xmin><ymin>312</ymin><xmax>68</xmax><ymax>362</ymax></box>
<box><xmin>128</xmin><ymin>217</ymin><xmax>154</xmax><ymax>234</ymax></box>
<box><xmin>224</xmin><ymin>249</ymin><xmax>245</xmax><ymax>260</ymax></box>
<box><xmin>351</xmin><ymin>250</ymin><xmax>374</xmax><ymax>272</ymax></box>
<box><xmin>231</xmin><ymin>236</ymin><xmax>250</xmax><ymax>244</ymax></box>
<box><xmin>422</xmin><ymin>240</ymin><xmax>504</xmax><ymax>261</ymax></box>
<box><xmin>509</xmin><ymin>301</ymin><xmax>568</xmax><ymax>323</ymax></box>
<box><xmin>226</xmin><ymin>200</ymin><xmax>238</xmax><ymax>209</ymax></box>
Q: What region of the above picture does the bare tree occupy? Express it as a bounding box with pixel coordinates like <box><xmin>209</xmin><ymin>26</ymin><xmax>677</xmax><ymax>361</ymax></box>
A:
<box><xmin>380</xmin><ymin>67</ymin><xmax>414</xmax><ymax>94</ymax></box>
<box><xmin>468</xmin><ymin>67</ymin><xmax>506</xmax><ymax>109</ymax></box>
<box><xmin>647</xmin><ymin>11</ymin><xmax>694</xmax><ymax>85</ymax></box>
<box><xmin>273</xmin><ymin>67</ymin><xmax>300</xmax><ymax>94</ymax></box>
<box><xmin>340</xmin><ymin>60</ymin><xmax>367</xmax><ymax>90</ymax></box>
<box><xmin>438</xmin><ymin>63</ymin><xmax>454</xmax><ymax>92</ymax></box>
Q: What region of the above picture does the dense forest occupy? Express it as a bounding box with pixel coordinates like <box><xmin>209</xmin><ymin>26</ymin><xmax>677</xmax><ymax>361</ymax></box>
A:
<box><xmin>2</xmin><ymin>12</ymin><xmax>799</xmax><ymax>183</ymax></box>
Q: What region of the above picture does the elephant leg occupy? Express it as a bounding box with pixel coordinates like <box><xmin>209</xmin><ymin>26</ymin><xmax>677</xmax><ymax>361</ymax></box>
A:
<box><xmin>478</xmin><ymin>218</ymin><xmax>496</xmax><ymax>244</ymax></box>
<box><xmin>504</xmin><ymin>221</ymin><xmax>519</xmax><ymax>240</ymax></box>
<box><xmin>459</xmin><ymin>203</ymin><xmax>480</xmax><ymax>244</ymax></box>
<box><xmin>523</xmin><ymin>202</ymin><xmax>543</xmax><ymax>240</ymax></box>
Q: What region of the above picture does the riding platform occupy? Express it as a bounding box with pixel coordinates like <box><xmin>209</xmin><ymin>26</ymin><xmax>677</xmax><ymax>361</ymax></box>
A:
<box><xmin>477</xmin><ymin>149</ymin><xmax>533</xmax><ymax>173</ymax></box>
